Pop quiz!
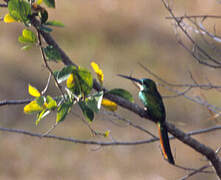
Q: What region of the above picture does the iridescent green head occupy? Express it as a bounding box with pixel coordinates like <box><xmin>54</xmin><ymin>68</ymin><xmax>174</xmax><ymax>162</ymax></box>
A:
<box><xmin>139</xmin><ymin>78</ymin><xmax>157</xmax><ymax>91</ymax></box>
<box><xmin>118</xmin><ymin>74</ymin><xmax>157</xmax><ymax>91</ymax></box>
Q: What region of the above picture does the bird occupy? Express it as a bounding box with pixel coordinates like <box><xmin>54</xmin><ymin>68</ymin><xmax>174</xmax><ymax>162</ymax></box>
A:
<box><xmin>118</xmin><ymin>74</ymin><xmax>175</xmax><ymax>164</ymax></box>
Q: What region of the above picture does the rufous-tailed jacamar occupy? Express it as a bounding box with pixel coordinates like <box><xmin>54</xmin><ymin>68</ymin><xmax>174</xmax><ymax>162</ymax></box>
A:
<box><xmin>118</xmin><ymin>74</ymin><xmax>175</xmax><ymax>164</ymax></box>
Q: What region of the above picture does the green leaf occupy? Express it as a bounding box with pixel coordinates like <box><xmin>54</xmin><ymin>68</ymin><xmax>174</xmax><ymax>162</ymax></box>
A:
<box><xmin>36</xmin><ymin>96</ymin><xmax>45</xmax><ymax>107</ymax></box>
<box><xmin>56</xmin><ymin>102</ymin><xmax>72</xmax><ymax>123</ymax></box>
<box><xmin>43</xmin><ymin>0</ymin><xmax>55</xmax><ymax>8</ymax></box>
<box><xmin>86</xmin><ymin>92</ymin><xmax>103</xmax><ymax>113</ymax></box>
<box><xmin>43</xmin><ymin>45</ymin><xmax>61</xmax><ymax>61</ymax></box>
<box><xmin>54</xmin><ymin>66</ymin><xmax>75</xmax><ymax>83</ymax></box>
<box><xmin>22</xmin><ymin>29</ymin><xmax>37</xmax><ymax>43</ymax></box>
<box><xmin>55</xmin><ymin>66</ymin><xmax>93</xmax><ymax>97</ymax></box>
<box><xmin>107</xmin><ymin>88</ymin><xmax>134</xmax><ymax>102</ymax></box>
<box><xmin>66</xmin><ymin>67</ymin><xmax>93</xmax><ymax>97</ymax></box>
<box><xmin>45</xmin><ymin>21</ymin><xmax>64</xmax><ymax>27</ymax></box>
<box><xmin>74</xmin><ymin>67</ymin><xmax>93</xmax><ymax>96</ymax></box>
<box><xmin>78</xmin><ymin>102</ymin><xmax>94</xmax><ymax>122</ymax></box>
<box><xmin>21</xmin><ymin>44</ymin><xmax>32</xmax><ymax>50</ymax></box>
<box><xmin>18</xmin><ymin>36</ymin><xmax>33</xmax><ymax>44</ymax></box>
<box><xmin>46</xmin><ymin>95</ymin><xmax>57</xmax><ymax>110</ymax></box>
<box><xmin>18</xmin><ymin>29</ymin><xmax>37</xmax><ymax>49</ymax></box>
<box><xmin>36</xmin><ymin>109</ymin><xmax>50</xmax><ymax>125</ymax></box>
<box><xmin>8</xmin><ymin>0</ymin><xmax>31</xmax><ymax>23</ymax></box>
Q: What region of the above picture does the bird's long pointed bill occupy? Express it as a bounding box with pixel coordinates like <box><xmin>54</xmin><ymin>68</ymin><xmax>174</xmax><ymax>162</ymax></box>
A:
<box><xmin>118</xmin><ymin>74</ymin><xmax>142</xmax><ymax>89</ymax></box>
<box><xmin>118</xmin><ymin>74</ymin><xmax>141</xmax><ymax>84</ymax></box>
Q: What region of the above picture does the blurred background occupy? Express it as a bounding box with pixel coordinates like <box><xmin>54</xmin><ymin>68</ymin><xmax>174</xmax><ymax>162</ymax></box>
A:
<box><xmin>0</xmin><ymin>0</ymin><xmax>221</xmax><ymax>179</ymax></box>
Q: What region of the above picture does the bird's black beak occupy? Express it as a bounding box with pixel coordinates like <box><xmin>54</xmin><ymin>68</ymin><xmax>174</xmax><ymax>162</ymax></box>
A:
<box><xmin>117</xmin><ymin>74</ymin><xmax>142</xmax><ymax>89</ymax></box>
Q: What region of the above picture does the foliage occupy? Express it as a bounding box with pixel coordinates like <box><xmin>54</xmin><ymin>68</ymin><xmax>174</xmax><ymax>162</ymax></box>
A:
<box><xmin>2</xmin><ymin>0</ymin><xmax>134</xmax><ymax>128</ymax></box>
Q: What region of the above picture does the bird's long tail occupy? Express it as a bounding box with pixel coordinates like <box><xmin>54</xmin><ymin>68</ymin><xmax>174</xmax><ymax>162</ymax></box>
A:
<box><xmin>157</xmin><ymin>122</ymin><xmax>175</xmax><ymax>164</ymax></box>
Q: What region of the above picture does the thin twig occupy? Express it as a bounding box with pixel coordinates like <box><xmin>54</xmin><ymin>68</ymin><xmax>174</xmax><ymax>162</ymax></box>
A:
<box><xmin>103</xmin><ymin>111</ymin><xmax>158</xmax><ymax>138</ymax></box>
<box><xmin>41</xmin><ymin>122</ymin><xmax>58</xmax><ymax>137</ymax></box>
<box><xmin>179</xmin><ymin>164</ymin><xmax>211</xmax><ymax>180</ymax></box>
<box><xmin>0</xmin><ymin>124</ymin><xmax>221</xmax><ymax>145</ymax></box>
<box><xmin>37</xmin><ymin>30</ymin><xmax>65</xmax><ymax>98</ymax></box>
<box><xmin>0</xmin><ymin>126</ymin><xmax>158</xmax><ymax>146</ymax></box>
<box><xmin>138</xmin><ymin>63</ymin><xmax>221</xmax><ymax>89</ymax></box>
<box><xmin>166</xmin><ymin>15</ymin><xmax>221</xmax><ymax>20</ymax></box>
<box><xmin>162</xmin><ymin>87</ymin><xmax>192</xmax><ymax>98</ymax></box>
<box><xmin>41</xmin><ymin>73</ymin><xmax>51</xmax><ymax>95</ymax></box>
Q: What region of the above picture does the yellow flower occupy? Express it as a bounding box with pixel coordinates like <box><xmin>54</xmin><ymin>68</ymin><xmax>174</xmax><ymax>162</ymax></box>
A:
<box><xmin>36</xmin><ymin>0</ymin><xmax>43</xmax><ymax>5</ymax></box>
<box><xmin>66</xmin><ymin>73</ymin><xmax>75</xmax><ymax>89</ymax></box>
<box><xmin>28</xmin><ymin>84</ymin><xmax>41</xmax><ymax>97</ymax></box>
<box><xmin>4</xmin><ymin>13</ymin><xmax>16</xmax><ymax>23</ymax></box>
<box><xmin>101</xmin><ymin>99</ymin><xmax>117</xmax><ymax>111</ymax></box>
<box><xmin>91</xmin><ymin>61</ymin><xmax>104</xmax><ymax>85</ymax></box>
<box><xmin>104</xmin><ymin>130</ymin><xmax>110</xmax><ymax>137</ymax></box>
<box><xmin>24</xmin><ymin>100</ymin><xmax>44</xmax><ymax>114</ymax></box>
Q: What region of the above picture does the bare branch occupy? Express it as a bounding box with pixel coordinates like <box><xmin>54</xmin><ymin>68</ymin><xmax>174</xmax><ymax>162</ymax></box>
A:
<box><xmin>161</xmin><ymin>0</ymin><xmax>221</xmax><ymax>68</ymax></box>
<box><xmin>103</xmin><ymin>111</ymin><xmax>158</xmax><ymax>138</ymax></box>
<box><xmin>180</xmin><ymin>165</ymin><xmax>211</xmax><ymax>180</ymax></box>
<box><xmin>0</xmin><ymin>124</ymin><xmax>221</xmax><ymax>146</ymax></box>
<box><xmin>0</xmin><ymin>126</ymin><xmax>158</xmax><ymax>146</ymax></box>
<box><xmin>166</xmin><ymin>15</ymin><xmax>221</xmax><ymax>20</ymax></box>
<box><xmin>139</xmin><ymin>63</ymin><xmax>221</xmax><ymax>89</ymax></box>
<box><xmin>0</xmin><ymin>99</ymin><xmax>33</xmax><ymax>106</ymax></box>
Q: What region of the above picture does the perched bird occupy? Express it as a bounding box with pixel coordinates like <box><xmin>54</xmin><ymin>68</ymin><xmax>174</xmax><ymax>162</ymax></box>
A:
<box><xmin>118</xmin><ymin>74</ymin><xmax>175</xmax><ymax>164</ymax></box>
